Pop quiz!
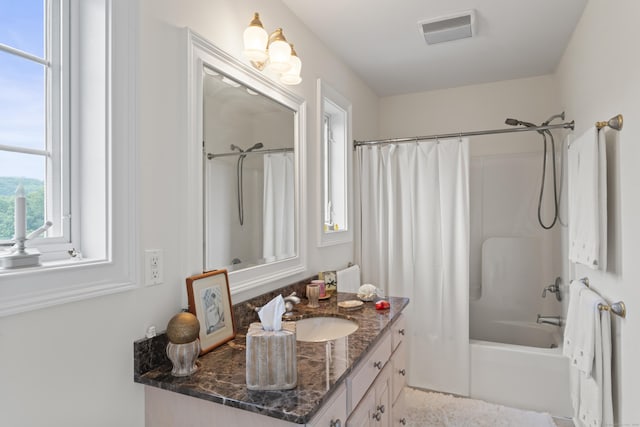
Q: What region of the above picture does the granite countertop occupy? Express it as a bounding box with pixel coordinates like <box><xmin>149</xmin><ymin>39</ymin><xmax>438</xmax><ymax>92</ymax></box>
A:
<box><xmin>134</xmin><ymin>292</ymin><xmax>409</xmax><ymax>424</ymax></box>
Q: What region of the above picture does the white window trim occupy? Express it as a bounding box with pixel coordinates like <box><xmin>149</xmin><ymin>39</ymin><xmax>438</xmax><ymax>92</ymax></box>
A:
<box><xmin>317</xmin><ymin>79</ymin><xmax>353</xmax><ymax>247</ymax></box>
<box><xmin>0</xmin><ymin>0</ymin><xmax>138</xmax><ymax>317</ymax></box>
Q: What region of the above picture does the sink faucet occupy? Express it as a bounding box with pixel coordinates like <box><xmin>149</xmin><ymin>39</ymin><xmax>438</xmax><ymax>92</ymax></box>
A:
<box><xmin>247</xmin><ymin>292</ymin><xmax>301</xmax><ymax>318</ymax></box>
<box><xmin>283</xmin><ymin>292</ymin><xmax>301</xmax><ymax>317</ymax></box>
<box><xmin>537</xmin><ymin>314</ymin><xmax>563</xmax><ymax>327</ymax></box>
<box><xmin>542</xmin><ymin>277</ymin><xmax>562</xmax><ymax>302</ymax></box>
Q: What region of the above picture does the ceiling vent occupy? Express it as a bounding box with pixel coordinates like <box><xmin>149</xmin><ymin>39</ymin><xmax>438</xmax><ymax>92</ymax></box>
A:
<box><xmin>418</xmin><ymin>10</ymin><xmax>476</xmax><ymax>45</ymax></box>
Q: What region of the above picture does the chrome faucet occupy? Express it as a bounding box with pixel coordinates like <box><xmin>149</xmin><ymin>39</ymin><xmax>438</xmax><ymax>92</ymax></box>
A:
<box><xmin>283</xmin><ymin>292</ymin><xmax>301</xmax><ymax>316</ymax></box>
<box><xmin>542</xmin><ymin>277</ymin><xmax>562</xmax><ymax>302</ymax></box>
<box><xmin>537</xmin><ymin>314</ymin><xmax>563</xmax><ymax>327</ymax></box>
<box><xmin>247</xmin><ymin>292</ymin><xmax>301</xmax><ymax>318</ymax></box>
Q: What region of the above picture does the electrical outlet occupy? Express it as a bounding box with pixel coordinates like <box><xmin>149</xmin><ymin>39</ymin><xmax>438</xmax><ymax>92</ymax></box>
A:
<box><xmin>144</xmin><ymin>249</ymin><xmax>163</xmax><ymax>286</ymax></box>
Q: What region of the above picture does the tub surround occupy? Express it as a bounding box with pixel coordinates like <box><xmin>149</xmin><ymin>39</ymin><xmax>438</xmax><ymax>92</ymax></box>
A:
<box><xmin>134</xmin><ymin>288</ymin><xmax>409</xmax><ymax>424</ymax></box>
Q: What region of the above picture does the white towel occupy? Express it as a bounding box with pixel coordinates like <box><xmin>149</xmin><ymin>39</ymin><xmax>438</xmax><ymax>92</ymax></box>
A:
<box><xmin>571</xmin><ymin>306</ymin><xmax>613</xmax><ymax>427</ymax></box>
<box><xmin>563</xmin><ymin>279</ymin><xmax>588</xmax><ymax>359</ymax></box>
<box><xmin>337</xmin><ymin>264</ymin><xmax>361</xmax><ymax>293</ymax></box>
<box><xmin>572</xmin><ymin>288</ymin><xmax>602</xmax><ymax>376</ymax></box>
<box><xmin>567</xmin><ymin>128</ymin><xmax>607</xmax><ymax>270</ymax></box>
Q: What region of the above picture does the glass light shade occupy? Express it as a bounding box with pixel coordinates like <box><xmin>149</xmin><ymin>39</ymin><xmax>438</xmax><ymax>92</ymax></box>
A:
<box><xmin>268</xmin><ymin>39</ymin><xmax>292</xmax><ymax>73</ymax></box>
<box><xmin>280</xmin><ymin>54</ymin><xmax>302</xmax><ymax>85</ymax></box>
<box><xmin>243</xmin><ymin>25</ymin><xmax>268</xmax><ymax>63</ymax></box>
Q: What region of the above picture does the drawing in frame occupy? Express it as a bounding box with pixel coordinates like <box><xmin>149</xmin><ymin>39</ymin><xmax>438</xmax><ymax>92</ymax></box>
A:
<box><xmin>186</xmin><ymin>269</ymin><xmax>236</xmax><ymax>355</ymax></box>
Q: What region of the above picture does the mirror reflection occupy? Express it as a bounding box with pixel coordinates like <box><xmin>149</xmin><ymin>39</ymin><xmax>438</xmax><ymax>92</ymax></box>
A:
<box><xmin>203</xmin><ymin>67</ymin><xmax>296</xmax><ymax>272</ymax></box>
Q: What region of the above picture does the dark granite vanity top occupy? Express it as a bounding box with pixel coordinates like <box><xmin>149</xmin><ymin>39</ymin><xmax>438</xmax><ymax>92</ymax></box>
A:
<box><xmin>134</xmin><ymin>292</ymin><xmax>409</xmax><ymax>424</ymax></box>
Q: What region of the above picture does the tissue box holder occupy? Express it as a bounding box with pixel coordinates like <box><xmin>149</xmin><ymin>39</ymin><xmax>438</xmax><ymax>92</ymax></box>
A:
<box><xmin>246</xmin><ymin>321</ymin><xmax>297</xmax><ymax>390</ymax></box>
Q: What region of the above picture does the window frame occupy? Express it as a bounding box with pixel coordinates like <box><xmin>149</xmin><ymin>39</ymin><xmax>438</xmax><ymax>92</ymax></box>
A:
<box><xmin>317</xmin><ymin>79</ymin><xmax>353</xmax><ymax>247</ymax></box>
<box><xmin>0</xmin><ymin>0</ymin><xmax>69</xmax><ymax>251</ymax></box>
<box><xmin>0</xmin><ymin>0</ymin><xmax>138</xmax><ymax>317</ymax></box>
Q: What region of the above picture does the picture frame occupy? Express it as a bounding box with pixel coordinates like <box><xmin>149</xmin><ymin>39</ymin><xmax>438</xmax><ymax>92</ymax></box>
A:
<box><xmin>321</xmin><ymin>270</ymin><xmax>337</xmax><ymax>296</ymax></box>
<box><xmin>186</xmin><ymin>269</ymin><xmax>236</xmax><ymax>355</ymax></box>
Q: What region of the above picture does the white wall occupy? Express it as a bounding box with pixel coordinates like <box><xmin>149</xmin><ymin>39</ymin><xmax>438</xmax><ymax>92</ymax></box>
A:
<box><xmin>0</xmin><ymin>1</ymin><xmax>379</xmax><ymax>426</ymax></box>
<box><xmin>379</xmin><ymin>75</ymin><xmax>561</xmax><ymax>157</ymax></box>
<box><xmin>555</xmin><ymin>0</ymin><xmax>640</xmax><ymax>424</ymax></box>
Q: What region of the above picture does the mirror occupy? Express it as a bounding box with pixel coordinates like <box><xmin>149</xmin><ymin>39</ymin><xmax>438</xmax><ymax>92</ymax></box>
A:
<box><xmin>203</xmin><ymin>69</ymin><xmax>295</xmax><ymax>271</ymax></box>
<box><xmin>317</xmin><ymin>80</ymin><xmax>353</xmax><ymax>247</ymax></box>
<box><xmin>187</xmin><ymin>30</ymin><xmax>306</xmax><ymax>293</ymax></box>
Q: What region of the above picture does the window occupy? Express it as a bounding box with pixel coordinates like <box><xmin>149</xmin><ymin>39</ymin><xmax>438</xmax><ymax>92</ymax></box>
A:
<box><xmin>317</xmin><ymin>79</ymin><xmax>352</xmax><ymax>247</ymax></box>
<box><xmin>0</xmin><ymin>0</ymin><xmax>137</xmax><ymax>317</ymax></box>
<box><xmin>0</xmin><ymin>0</ymin><xmax>67</xmax><ymax>250</ymax></box>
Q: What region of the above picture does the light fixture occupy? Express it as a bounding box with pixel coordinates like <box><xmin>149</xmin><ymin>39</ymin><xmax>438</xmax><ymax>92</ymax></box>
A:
<box><xmin>242</xmin><ymin>12</ymin><xmax>302</xmax><ymax>85</ymax></box>
<box><xmin>280</xmin><ymin>44</ymin><xmax>302</xmax><ymax>85</ymax></box>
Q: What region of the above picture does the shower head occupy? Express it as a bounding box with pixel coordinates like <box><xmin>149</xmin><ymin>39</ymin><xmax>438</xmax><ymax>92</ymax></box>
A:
<box><xmin>505</xmin><ymin>118</ymin><xmax>537</xmax><ymax>128</ymax></box>
<box><xmin>246</xmin><ymin>142</ymin><xmax>264</xmax><ymax>152</ymax></box>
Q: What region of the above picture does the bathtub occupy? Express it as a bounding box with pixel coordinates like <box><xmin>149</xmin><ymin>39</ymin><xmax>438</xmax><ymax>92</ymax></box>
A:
<box><xmin>469</xmin><ymin>321</ymin><xmax>572</xmax><ymax>417</ymax></box>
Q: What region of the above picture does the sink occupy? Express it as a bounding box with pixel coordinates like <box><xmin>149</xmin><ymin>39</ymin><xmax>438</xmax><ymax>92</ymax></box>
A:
<box><xmin>295</xmin><ymin>317</ymin><xmax>358</xmax><ymax>342</ymax></box>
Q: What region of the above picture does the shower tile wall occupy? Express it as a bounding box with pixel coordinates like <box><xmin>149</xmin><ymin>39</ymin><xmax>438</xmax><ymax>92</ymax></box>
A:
<box><xmin>469</xmin><ymin>152</ymin><xmax>563</xmax><ymax>338</ymax></box>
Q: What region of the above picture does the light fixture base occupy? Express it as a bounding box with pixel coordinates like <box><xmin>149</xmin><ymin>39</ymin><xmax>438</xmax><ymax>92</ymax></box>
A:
<box><xmin>249</xmin><ymin>59</ymin><xmax>268</xmax><ymax>71</ymax></box>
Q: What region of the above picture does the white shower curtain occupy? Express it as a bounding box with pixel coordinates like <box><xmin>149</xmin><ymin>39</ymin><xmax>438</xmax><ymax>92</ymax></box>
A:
<box><xmin>263</xmin><ymin>152</ymin><xmax>295</xmax><ymax>262</ymax></box>
<box><xmin>358</xmin><ymin>138</ymin><xmax>470</xmax><ymax>396</ymax></box>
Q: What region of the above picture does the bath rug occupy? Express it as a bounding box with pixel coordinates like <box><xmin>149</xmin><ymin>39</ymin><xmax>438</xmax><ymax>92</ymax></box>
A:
<box><xmin>404</xmin><ymin>387</ymin><xmax>557</xmax><ymax>427</ymax></box>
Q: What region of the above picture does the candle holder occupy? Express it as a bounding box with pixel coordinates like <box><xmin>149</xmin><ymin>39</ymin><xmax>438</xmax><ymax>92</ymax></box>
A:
<box><xmin>0</xmin><ymin>221</ymin><xmax>53</xmax><ymax>269</ymax></box>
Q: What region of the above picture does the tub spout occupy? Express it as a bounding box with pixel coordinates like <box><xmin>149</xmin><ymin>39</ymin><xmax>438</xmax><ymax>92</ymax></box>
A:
<box><xmin>536</xmin><ymin>314</ymin><xmax>563</xmax><ymax>327</ymax></box>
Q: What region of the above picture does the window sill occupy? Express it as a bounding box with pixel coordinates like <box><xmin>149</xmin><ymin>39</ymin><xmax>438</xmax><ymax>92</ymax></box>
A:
<box><xmin>0</xmin><ymin>256</ymin><xmax>136</xmax><ymax>317</ymax></box>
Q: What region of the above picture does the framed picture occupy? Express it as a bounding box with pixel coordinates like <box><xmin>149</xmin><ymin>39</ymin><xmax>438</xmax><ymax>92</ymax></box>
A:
<box><xmin>186</xmin><ymin>269</ymin><xmax>236</xmax><ymax>355</ymax></box>
<box><xmin>322</xmin><ymin>270</ymin><xmax>337</xmax><ymax>296</ymax></box>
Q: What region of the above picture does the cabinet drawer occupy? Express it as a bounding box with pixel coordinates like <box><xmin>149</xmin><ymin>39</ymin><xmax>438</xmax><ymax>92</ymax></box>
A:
<box><xmin>390</xmin><ymin>313</ymin><xmax>406</xmax><ymax>350</ymax></box>
<box><xmin>308</xmin><ymin>383</ymin><xmax>347</xmax><ymax>427</ymax></box>
<box><xmin>391</xmin><ymin>342</ymin><xmax>407</xmax><ymax>404</ymax></box>
<box><xmin>347</xmin><ymin>331</ymin><xmax>392</xmax><ymax>414</ymax></box>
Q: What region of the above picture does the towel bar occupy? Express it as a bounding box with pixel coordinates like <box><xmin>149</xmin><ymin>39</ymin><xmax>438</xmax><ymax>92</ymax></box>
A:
<box><xmin>579</xmin><ymin>277</ymin><xmax>626</xmax><ymax>318</ymax></box>
<box><xmin>598</xmin><ymin>301</ymin><xmax>626</xmax><ymax>318</ymax></box>
<box><xmin>595</xmin><ymin>114</ymin><xmax>623</xmax><ymax>130</ymax></box>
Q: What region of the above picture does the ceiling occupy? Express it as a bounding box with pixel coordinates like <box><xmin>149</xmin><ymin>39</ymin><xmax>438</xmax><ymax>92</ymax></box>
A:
<box><xmin>282</xmin><ymin>0</ymin><xmax>588</xmax><ymax>96</ymax></box>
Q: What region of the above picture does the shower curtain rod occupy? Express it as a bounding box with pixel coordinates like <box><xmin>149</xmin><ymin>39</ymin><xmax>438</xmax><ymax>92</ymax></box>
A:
<box><xmin>207</xmin><ymin>147</ymin><xmax>293</xmax><ymax>160</ymax></box>
<box><xmin>353</xmin><ymin>121</ymin><xmax>575</xmax><ymax>147</ymax></box>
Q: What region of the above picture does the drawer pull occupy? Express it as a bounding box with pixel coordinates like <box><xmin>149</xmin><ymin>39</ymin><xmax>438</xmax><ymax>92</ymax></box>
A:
<box><xmin>329</xmin><ymin>419</ymin><xmax>342</xmax><ymax>427</ymax></box>
<box><xmin>373</xmin><ymin>360</ymin><xmax>383</xmax><ymax>370</ymax></box>
<box><xmin>372</xmin><ymin>412</ymin><xmax>381</xmax><ymax>421</ymax></box>
<box><xmin>377</xmin><ymin>404</ymin><xmax>385</xmax><ymax>414</ymax></box>
<box><xmin>399</xmin><ymin>418</ymin><xmax>407</xmax><ymax>425</ymax></box>
<box><xmin>398</xmin><ymin>328</ymin><xmax>405</xmax><ymax>336</ymax></box>
<box><xmin>398</xmin><ymin>369</ymin><xmax>406</xmax><ymax>376</ymax></box>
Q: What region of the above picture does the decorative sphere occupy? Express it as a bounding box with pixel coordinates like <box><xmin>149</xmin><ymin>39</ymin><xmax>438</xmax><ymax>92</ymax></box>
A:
<box><xmin>166</xmin><ymin>312</ymin><xmax>200</xmax><ymax>344</ymax></box>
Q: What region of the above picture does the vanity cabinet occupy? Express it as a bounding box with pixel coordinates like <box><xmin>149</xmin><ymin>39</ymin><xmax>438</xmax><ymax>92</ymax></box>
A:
<box><xmin>307</xmin><ymin>383</ymin><xmax>347</xmax><ymax>427</ymax></box>
<box><xmin>347</xmin><ymin>364</ymin><xmax>391</xmax><ymax>426</ymax></box>
<box><xmin>139</xmin><ymin>299</ymin><xmax>409</xmax><ymax>427</ymax></box>
<box><xmin>346</xmin><ymin>313</ymin><xmax>406</xmax><ymax>427</ymax></box>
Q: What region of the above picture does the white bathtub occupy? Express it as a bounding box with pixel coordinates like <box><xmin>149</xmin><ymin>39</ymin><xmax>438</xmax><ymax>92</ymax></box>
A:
<box><xmin>470</xmin><ymin>321</ymin><xmax>572</xmax><ymax>417</ymax></box>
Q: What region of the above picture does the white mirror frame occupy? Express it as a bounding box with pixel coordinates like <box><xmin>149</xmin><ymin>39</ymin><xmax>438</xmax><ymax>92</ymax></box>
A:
<box><xmin>186</xmin><ymin>29</ymin><xmax>306</xmax><ymax>295</ymax></box>
<box><xmin>317</xmin><ymin>79</ymin><xmax>353</xmax><ymax>247</ymax></box>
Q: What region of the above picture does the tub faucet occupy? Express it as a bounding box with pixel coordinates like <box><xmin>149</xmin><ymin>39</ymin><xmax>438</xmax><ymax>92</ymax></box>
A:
<box><xmin>537</xmin><ymin>314</ymin><xmax>563</xmax><ymax>327</ymax></box>
<box><xmin>542</xmin><ymin>277</ymin><xmax>562</xmax><ymax>302</ymax></box>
